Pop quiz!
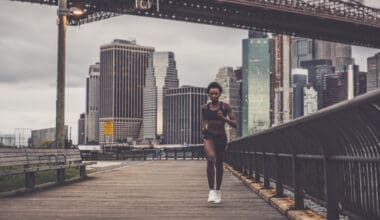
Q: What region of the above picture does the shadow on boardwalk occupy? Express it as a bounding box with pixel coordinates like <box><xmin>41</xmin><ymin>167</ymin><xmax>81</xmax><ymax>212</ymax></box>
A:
<box><xmin>0</xmin><ymin>160</ymin><xmax>286</xmax><ymax>220</ymax></box>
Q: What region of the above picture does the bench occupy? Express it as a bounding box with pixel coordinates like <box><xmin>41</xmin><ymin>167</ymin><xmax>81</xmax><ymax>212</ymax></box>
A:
<box><xmin>0</xmin><ymin>148</ymin><xmax>96</xmax><ymax>190</ymax></box>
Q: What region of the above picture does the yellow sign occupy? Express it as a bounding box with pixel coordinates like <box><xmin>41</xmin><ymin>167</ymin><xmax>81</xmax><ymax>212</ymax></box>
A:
<box><xmin>103</xmin><ymin>121</ymin><xmax>114</xmax><ymax>135</ymax></box>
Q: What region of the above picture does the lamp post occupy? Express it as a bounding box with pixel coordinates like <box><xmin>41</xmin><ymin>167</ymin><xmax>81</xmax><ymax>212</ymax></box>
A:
<box><xmin>56</xmin><ymin>0</ymin><xmax>67</xmax><ymax>148</ymax></box>
<box><xmin>56</xmin><ymin>1</ymin><xmax>83</xmax><ymax>148</ymax></box>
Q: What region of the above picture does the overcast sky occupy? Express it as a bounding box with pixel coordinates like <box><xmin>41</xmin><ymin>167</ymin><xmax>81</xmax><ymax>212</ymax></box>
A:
<box><xmin>0</xmin><ymin>0</ymin><xmax>379</xmax><ymax>144</ymax></box>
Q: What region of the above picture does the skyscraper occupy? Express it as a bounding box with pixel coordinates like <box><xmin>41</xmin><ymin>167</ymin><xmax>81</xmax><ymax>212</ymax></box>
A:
<box><xmin>358</xmin><ymin>72</ymin><xmax>367</xmax><ymax>95</ymax></box>
<box><xmin>85</xmin><ymin>63</ymin><xmax>100</xmax><ymax>144</ymax></box>
<box><xmin>301</xmin><ymin>59</ymin><xmax>334</xmax><ymax>109</ymax></box>
<box><xmin>314</xmin><ymin>40</ymin><xmax>353</xmax><ymax>71</ymax></box>
<box><xmin>242</xmin><ymin>32</ymin><xmax>273</xmax><ymax>135</ymax></box>
<box><xmin>99</xmin><ymin>39</ymin><xmax>154</xmax><ymax>144</ymax></box>
<box><xmin>215</xmin><ymin>66</ymin><xmax>241</xmax><ymax>141</ymax></box>
<box><xmin>142</xmin><ymin>54</ymin><xmax>157</xmax><ymax>141</ymax></box>
<box><xmin>292</xmin><ymin>38</ymin><xmax>353</xmax><ymax>71</ymax></box>
<box><xmin>234</xmin><ymin>67</ymin><xmax>243</xmax><ymax>134</ymax></box>
<box><xmin>291</xmin><ymin>37</ymin><xmax>313</xmax><ymax>69</ymax></box>
<box><xmin>163</xmin><ymin>86</ymin><xmax>207</xmax><ymax>145</ymax></box>
<box><xmin>322</xmin><ymin>72</ymin><xmax>348</xmax><ymax>108</ymax></box>
<box><xmin>143</xmin><ymin>52</ymin><xmax>179</xmax><ymax>142</ymax></box>
<box><xmin>31</xmin><ymin>126</ymin><xmax>68</xmax><ymax>148</ymax></box>
<box><xmin>78</xmin><ymin>113</ymin><xmax>85</xmax><ymax>145</ymax></box>
<box><xmin>292</xmin><ymin>69</ymin><xmax>308</xmax><ymax>118</ymax></box>
<box><xmin>273</xmin><ymin>34</ymin><xmax>292</xmax><ymax>125</ymax></box>
<box><xmin>303</xmin><ymin>85</ymin><xmax>318</xmax><ymax>116</ymax></box>
<box><xmin>367</xmin><ymin>52</ymin><xmax>380</xmax><ymax>92</ymax></box>
<box><xmin>314</xmin><ymin>40</ymin><xmax>336</xmax><ymax>64</ymax></box>
<box><xmin>335</xmin><ymin>43</ymin><xmax>354</xmax><ymax>71</ymax></box>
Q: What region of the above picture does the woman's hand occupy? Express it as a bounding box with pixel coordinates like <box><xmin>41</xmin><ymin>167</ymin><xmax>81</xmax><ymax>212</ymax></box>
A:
<box><xmin>217</xmin><ymin>110</ymin><xmax>226</xmax><ymax>121</ymax></box>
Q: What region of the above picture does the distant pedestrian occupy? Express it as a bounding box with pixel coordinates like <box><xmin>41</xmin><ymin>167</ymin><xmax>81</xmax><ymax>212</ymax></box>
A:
<box><xmin>201</xmin><ymin>82</ymin><xmax>237</xmax><ymax>203</ymax></box>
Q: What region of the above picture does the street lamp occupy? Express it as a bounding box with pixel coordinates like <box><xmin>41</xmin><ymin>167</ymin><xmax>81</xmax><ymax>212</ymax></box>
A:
<box><xmin>56</xmin><ymin>0</ymin><xmax>84</xmax><ymax>148</ymax></box>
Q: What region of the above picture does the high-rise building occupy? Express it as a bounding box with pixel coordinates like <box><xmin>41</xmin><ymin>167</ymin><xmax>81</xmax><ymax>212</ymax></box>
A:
<box><xmin>0</xmin><ymin>134</ymin><xmax>15</xmax><ymax>147</ymax></box>
<box><xmin>322</xmin><ymin>72</ymin><xmax>348</xmax><ymax>108</ymax></box>
<box><xmin>358</xmin><ymin>72</ymin><xmax>367</xmax><ymax>95</ymax></box>
<box><xmin>85</xmin><ymin>63</ymin><xmax>100</xmax><ymax>144</ymax></box>
<box><xmin>347</xmin><ymin>64</ymin><xmax>357</xmax><ymax>100</ymax></box>
<box><xmin>291</xmin><ymin>38</ymin><xmax>353</xmax><ymax>71</ymax></box>
<box><xmin>314</xmin><ymin>40</ymin><xmax>336</xmax><ymax>65</ymax></box>
<box><xmin>292</xmin><ymin>69</ymin><xmax>308</xmax><ymax>118</ymax></box>
<box><xmin>163</xmin><ymin>86</ymin><xmax>207</xmax><ymax>145</ymax></box>
<box><xmin>99</xmin><ymin>39</ymin><xmax>154</xmax><ymax>144</ymax></box>
<box><xmin>31</xmin><ymin>126</ymin><xmax>68</xmax><ymax>148</ymax></box>
<box><xmin>242</xmin><ymin>32</ymin><xmax>273</xmax><ymax>135</ymax></box>
<box><xmin>273</xmin><ymin>34</ymin><xmax>293</xmax><ymax>125</ymax></box>
<box><xmin>367</xmin><ymin>52</ymin><xmax>380</xmax><ymax>92</ymax></box>
<box><xmin>234</xmin><ymin>67</ymin><xmax>243</xmax><ymax>133</ymax></box>
<box><xmin>303</xmin><ymin>85</ymin><xmax>318</xmax><ymax>116</ymax></box>
<box><xmin>78</xmin><ymin>113</ymin><xmax>85</xmax><ymax>145</ymax></box>
<box><xmin>143</xmin><ymin>54</ymin><xmax>157</xmax><ymax>141</ymax></box>
<box><xmin>215</xmin><ymin>66</ymin><xmax>241</xmax><ymax>141</ymax></box>
<box><xmin>14</xmin><ymin>128</ymin><xmax>31</xmax><ymax>148</ymax></box>
<box><xmin>143</xmin><ymin>52</ymin><xmax>179</xmax><ymax>142</ymax></box>
<box><xmin>301</xmin><ymin>59</ymin><xmax>334</xmax><ymax>109</ymax></box>
<box><xmin>335</xmin><ymin>43</ymin><xmax>354</xmax><ymax>71</ymax></box>
<box><xmin>291</xmin><ymin>37</ymin><xmax>313</xmax><ymax>69</ymax></box>
<box><xmin>314</xmin><ymin>40</ymin><xmax>353</xmax><ymax>71</ymax></box>
<box><xmin>343</xmin><ymin>65</ymin><xmax>367</xmax><ymax>100</ymax></box>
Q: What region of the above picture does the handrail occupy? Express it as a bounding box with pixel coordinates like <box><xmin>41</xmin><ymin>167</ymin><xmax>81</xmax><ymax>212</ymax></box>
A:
<box><xmin>226</xmin><ymin>89</ymin><xmax>380</xmax><ymax>219</ymax></box>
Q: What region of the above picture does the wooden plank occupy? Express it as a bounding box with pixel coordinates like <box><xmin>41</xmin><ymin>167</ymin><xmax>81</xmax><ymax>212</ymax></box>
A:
<box><xmin>0</xmin><ymin>161</ymin><xmax>287</xmax><ymax>219</ymax></box>
<box><xmin>0</xmin><ymin>160</ymin><xmax>29</xmax><ymax>167</ymax></box>
<box><xmin>0</xmin><ymin>152</ymin><xmax>27</xmax><ymax>157</ymax></box>
<box><xmin>0</xmin><ymin>149</ymin><xmax>26</xmax><ymax>153</ymax></box>
<box><xmin>25</xmin><ymin>149</ymin><xmax>59</xmax><ymax>153</ymax></box>
<box><xmin>0</xmin><ymin>156</ymin><xmax>27</xmax><ymax>163</ymax></box>
<box><xmin>25</xmin><ymin>153</ymin><xmax>60</xmax><ymax>156</ymax></box>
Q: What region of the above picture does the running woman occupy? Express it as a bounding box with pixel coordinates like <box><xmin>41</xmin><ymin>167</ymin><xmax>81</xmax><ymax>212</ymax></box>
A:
<box><xmin>201</xmin><ymin>82</ymin><xmax>237</xmax><ymax>203</ymax></box>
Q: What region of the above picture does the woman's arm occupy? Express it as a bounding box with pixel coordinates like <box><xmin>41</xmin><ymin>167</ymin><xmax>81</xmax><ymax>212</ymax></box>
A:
<box><xmin>201</xmin><ymin>104</ymin><xmax>208</xmax><ymax>135</ymax></box>
<box><xmin>222</xmin><ymin>104</ymin><xmax>237</xmax><ymax>128</ymax></box>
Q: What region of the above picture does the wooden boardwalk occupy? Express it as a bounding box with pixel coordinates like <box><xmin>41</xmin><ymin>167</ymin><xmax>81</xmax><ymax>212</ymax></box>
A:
<box><xmin>0</xmin><ymin>160</ymin><xmax>286</xmax><ymax>220</ymax></box>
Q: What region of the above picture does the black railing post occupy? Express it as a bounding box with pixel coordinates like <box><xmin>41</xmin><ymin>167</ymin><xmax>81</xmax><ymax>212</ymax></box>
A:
<box><xmin>174</xmin><ymin>149</ymin><xmax>177</xmax><ymax>160</ymax></box>
<box><xmin>165</xmin><ymin>149</ymin><xmax>168</xmax><ymax>160</ymax></box>
<box><xmin>292</xmin><ymin>152</ymin><xmax>304</xmax><ymax>209</ymax></box>
<box><xmin>239</xmin><ymin>149</ymin><xmax>243</xmax><ymax>173</ymax></box>
<box><xmin>57</xmin><ymin>168</ymin><xmax>65</xmax><ymax>184</ymax></box>
<box><xmin>254</xmin><ymin>149</ymin><xmax>260</xmax><ymax>182</ymax></box>
<box><xmin>248</xmin><ymin>148</ymin><xmax>253</xmax><ymax>179</ymax></box>
<box><xmin>324</xmin><ymin>156</ymin><xmax>339</xmax><ymax>220</ymax></box>
<box><xmin>275</xmin><ymin>151</ymin><xmax>283</xmax><ymax>197</ymax></box>
<box><xmin>263</xmin><ymin>150</ymin><xmax>270</xmax><ymax>189</ymax></box>
<box><xmin>25</xmin><ymin>172</ymin><xmax>35</xmax><ymax>189</ymax></box>
<box><xmin>183</xmin><ymin>148</ymin><xmax>186</xmax><ymax>160</ymax></box>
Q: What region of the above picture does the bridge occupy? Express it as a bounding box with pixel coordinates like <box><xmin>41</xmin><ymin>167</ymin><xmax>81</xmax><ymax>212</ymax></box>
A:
<box><xmin>1</xmin><ymin>90</ymin><xmax>379</xmax><ymax>220</ymax></box>
<box><xmin>10</xmin><ymin>0</ymin><xmax>380</xmax><ymax>47</ymax></box>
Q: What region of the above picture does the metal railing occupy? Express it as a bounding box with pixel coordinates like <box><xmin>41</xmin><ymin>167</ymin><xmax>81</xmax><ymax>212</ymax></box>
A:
<box><xmin>226</xmin><ymin>89</ymin><xmax>380</xmax><ymax>220</ymax></box>
<box><xmin>81</xmin><ymin>145</ymin><xmax>206</xmax><ymax>161</ymax></box>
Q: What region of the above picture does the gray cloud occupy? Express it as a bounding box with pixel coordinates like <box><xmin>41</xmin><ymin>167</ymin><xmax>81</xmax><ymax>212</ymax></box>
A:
<box><xmin>364</xmin><ymin>0</ymin><xmax>379</xmax><ymax>7</ymax></box>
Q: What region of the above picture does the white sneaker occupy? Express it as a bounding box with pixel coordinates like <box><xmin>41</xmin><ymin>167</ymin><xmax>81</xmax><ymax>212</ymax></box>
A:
<box><xmin>207</xmin><ymin>190</ymin><xmax>216</xmax><ymax>202</ymax></box>
<box><xmin>214</xmin><ymin>190</ymin><xmax>221</xmax><ymax>203</ymax></box>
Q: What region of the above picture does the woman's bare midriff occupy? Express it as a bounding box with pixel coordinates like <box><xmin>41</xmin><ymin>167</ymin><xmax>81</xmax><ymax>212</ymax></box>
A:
<box><xmin>206</xmin><ymin>120</ymin><xmax>225</xmax><ymax>135</ymax></box>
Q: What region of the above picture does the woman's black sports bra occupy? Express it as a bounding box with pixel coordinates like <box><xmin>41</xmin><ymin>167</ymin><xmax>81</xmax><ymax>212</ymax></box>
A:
<box><xmin>202</xmin><ymin>101</ymin><xmax>227</xmax><ymax>121</ymax></box>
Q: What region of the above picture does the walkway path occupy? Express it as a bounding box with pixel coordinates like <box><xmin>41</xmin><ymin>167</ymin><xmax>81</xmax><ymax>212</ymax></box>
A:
<box><xmin>0</xmin><ymin>160</ymin><xmax>286</xmax><ymax>219</ymax></box>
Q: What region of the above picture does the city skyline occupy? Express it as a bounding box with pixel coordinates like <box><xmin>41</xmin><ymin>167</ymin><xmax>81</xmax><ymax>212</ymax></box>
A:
<box><xmin>0</xmin><ymin>1</ymin><xmax>379</xmax><ymax>144</ymax></box>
